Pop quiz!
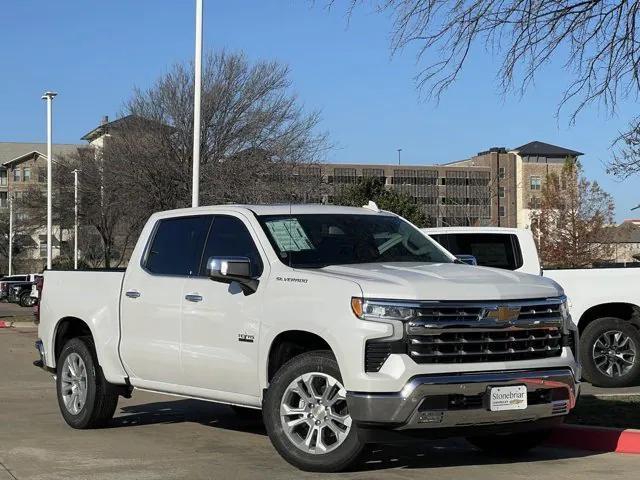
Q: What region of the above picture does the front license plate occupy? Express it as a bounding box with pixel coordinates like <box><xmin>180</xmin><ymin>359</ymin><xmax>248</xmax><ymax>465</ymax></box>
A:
<box><xmin>489</xmin><ymin>385</ymin><xmax>527</xmax><ymax>411</ymax></box>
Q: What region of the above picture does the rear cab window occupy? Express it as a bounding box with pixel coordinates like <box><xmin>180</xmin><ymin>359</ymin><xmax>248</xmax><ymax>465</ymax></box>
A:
<box><xmin>430</xmin><ymin>233</ymin><xmax>523</xmax><ymax>271</ymax></box>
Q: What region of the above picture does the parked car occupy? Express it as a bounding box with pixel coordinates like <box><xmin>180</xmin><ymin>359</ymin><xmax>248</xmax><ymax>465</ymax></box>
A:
<box><xmin>423</xmin><ymin>226</ymin><xmax>640</xmax><ymax>388</ymax></box>
<box><xmin>36</xmin><ymin>205</ymin><xmax>579</xmax><ymax>472</ymax></box>
<box><xmin>1</xmin><ymin>273</ymin><xmax>41</xmax><ymax>306</ymax></box>
<box><xmin>0</xmin><ymin>274</ymin><xmax>29</xmax><ymax>300</ymax></box>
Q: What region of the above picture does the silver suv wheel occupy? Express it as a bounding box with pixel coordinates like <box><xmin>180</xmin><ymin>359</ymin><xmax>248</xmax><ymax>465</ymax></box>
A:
<box><xmin>280</xmin><ymin>372</ymin><xmax>352</xmax><ymax>455</ymax></box>
<box><xmin>593</xmin><ymin>330</ymin><xmax>637</xmax><ymax>377</ymax></box>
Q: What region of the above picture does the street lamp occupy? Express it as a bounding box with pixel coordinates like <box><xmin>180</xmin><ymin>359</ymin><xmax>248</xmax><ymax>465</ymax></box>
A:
<box><xmin>397</xmin><ymin>148</ymin><xmax>402</xmax><ymax>165</ymax></box>
<box><xmin>8</xmin><ymin>195</ymin><xmax>13</xmax><ymax>276</ymax></box>
<box><xmin>41</xmin><ymin>91</ymin><xmax>58</xmax><ymax>270</ymax></box>
<box><xmin>192</xmin><ymin>0</ymin><xmax>203</xmax><ymax>208</ymax></box>
<box><xmin>73</xmin><ymin>169</ymin><xmax>80</xmax><ymax>270</ymax></box>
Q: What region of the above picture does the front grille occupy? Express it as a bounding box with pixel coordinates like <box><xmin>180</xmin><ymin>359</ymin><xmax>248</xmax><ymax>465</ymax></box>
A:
<box><xmin>406</xmin><ymin>299</ymin><xmax>565</xmax><ymax>364</ymax></box>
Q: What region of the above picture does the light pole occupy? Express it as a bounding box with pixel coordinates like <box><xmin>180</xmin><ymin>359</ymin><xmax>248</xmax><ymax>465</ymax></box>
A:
<box><xmin>192</xmin><ymin>0</ymin><xmax>203</xmax><ymax>208</ymax></box>
<box><xmin>8</xmin><ymin>195</ymin><xmax>13</xmax><ymax>276</ymax></box>
<box><xmin>42</xmin><ymin>91</ymin><xmax>57</xmax><ymax>269</ymax></box>
<box><xmin>73</xmin><ymin>169</ymin><xmax>80</xmax><ymax>270</ymax></box>
<box><xmin>397</xmin><ymin>148</ymin><xmax>402</xmax><ymax>165</ymax></box>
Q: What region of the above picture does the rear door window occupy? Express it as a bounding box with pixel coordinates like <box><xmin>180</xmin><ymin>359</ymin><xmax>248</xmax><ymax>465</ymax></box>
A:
<box><xmin>430</xmin><ymin>233</ymin><xmax>523</xmax><ymax>270</ymax></box>
<box><xmin>145</xmin><ymin>216</ymin><xmax>212</xmax><ymax>276</ymax></box>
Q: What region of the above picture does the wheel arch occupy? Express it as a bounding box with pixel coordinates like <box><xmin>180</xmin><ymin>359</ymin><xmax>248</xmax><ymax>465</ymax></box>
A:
<box><xmin>53</xmin><ymin>317</ymin><xmax>95</xmax><ymax>365</ymax></box>
<box><xmin>578</xmin><ymin>302</ymin><xmax>640</xmax><ymax>334</ymax></box>
<box><xmin>265</xmin><ymin>330</ymin><xmax>336</xmax><ymax>387</ymax></box>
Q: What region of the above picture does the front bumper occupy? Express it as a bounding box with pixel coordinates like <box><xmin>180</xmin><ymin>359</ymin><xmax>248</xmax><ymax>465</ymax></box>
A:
<box><xmin>346</xmin><ymin>368</ymin><xmax>579</xmax><ymax>430</ymax></box>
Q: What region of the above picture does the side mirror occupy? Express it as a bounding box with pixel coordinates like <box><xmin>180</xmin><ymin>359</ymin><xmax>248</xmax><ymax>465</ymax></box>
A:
<box><xmin>455</xmin><ymin>254</ymin><xmax>478</xmax><ymax>266</ymax></box>
<box><xmin>206</xmin><ymin>256</ymin><xmax>258</xmax><ymax>294</ymax></box>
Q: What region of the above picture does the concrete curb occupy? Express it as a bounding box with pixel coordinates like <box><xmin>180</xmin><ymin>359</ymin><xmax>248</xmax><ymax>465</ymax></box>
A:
<box><xmin>549</xmin><ymin>424</ymin><xmax>640</xmax><ymax>454</ymax></box>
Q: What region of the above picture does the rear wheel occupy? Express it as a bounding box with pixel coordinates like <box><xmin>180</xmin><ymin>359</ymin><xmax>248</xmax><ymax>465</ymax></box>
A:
<box><xmin>263</xmin><ymin>351</ymin><xmax>364</xmax><ymax>472</ymax></box>
<box><xmin>466</xmin><ymin>429</ymin><xmax>551</xmax><ymax>456</ymax></box>
<box><xmin>56</xmin><ymin>336</ymin><xmax>119</xmax><ymax>429</ymax></box>
<box><xmin>580</xmin><ymin>317</ymin><xmax>640</xmax><ymax>387</ymax></box>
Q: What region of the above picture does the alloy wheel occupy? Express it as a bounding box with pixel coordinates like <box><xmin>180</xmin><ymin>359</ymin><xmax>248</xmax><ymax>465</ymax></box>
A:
<box><xmin>280</xmin><ymin>372</ymin><xmax>352</xmax><ymax>455</ymax></box>
<box><xmin>61</xmin><ymin>352</ymin><xmax>88</xmax><ymax>415</ymax></box>
<box><xmin>593</xmin><ymin>330</ymin><xmax>637</xmax><ymax>377</ymax></box>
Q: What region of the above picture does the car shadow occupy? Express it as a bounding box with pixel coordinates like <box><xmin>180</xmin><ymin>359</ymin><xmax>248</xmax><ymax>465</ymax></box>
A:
<box><xmin>351</xmin><ymin>441</ymin><xmax>595</xmax><ymax>471</ymax></box>
<box><xmin>111</xmin><ymin>398</ymin><xmax>598</xmax><ymax>472</ymax></box>
<box><xmin>111</xmin><ymin>399</ymin><xmax>267</xmax><ymax>435</ymax></box>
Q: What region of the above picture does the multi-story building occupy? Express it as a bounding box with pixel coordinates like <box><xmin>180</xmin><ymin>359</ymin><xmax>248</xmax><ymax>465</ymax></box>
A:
<box><xmin>322</xmin><ymin>141</ymin><xmax>583</xmax><ymax>228</ymax></box>
<box><xmin>0</xmin><ymin>142</ymin><xmax>83</xmax><ymax>272</ymax></box>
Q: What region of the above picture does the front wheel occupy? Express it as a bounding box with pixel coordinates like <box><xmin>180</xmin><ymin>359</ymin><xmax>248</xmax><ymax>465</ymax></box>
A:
<box><xmin>263</xmin><ymin>351</ymin><xmax>364</xmax><ymax>472</ymax></box>
<box><xmin>19</xmin><ymin>292</ymin><xmax>36</xmax><ymax>308</ymax></box>
<box><xmin>580</xmin><ymin>317</ymin><xmax>640</xmax><ymax>388</ymax></box>
<box><xmin>466</xmin><ymin>429</ymin><xmax>551</xmax><ymax>456</ymax></box>
<box><xmin>56</xmin><ymin>336</ymin><xmax>119</xmax><ymax>429</ymax></box>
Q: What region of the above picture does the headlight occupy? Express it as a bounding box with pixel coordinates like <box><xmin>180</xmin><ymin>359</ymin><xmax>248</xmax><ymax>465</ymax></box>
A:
<box><xmin>351</xmin><ymin>298</ymin><xmax>416</xmax><ymax>321</ymax></box>
<box><xmin>559</xmin><ymin>297</ymin><xmax>574</xmax><ymax>330</ymax></box>
<box><xmin>351</xmin><ymin>298</ymin><xmax>415</xmax><ymax>342</ymax></box>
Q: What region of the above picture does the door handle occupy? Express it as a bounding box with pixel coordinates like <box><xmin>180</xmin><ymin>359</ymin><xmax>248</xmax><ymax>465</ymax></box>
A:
<box><xmin>125</xmin><ymin>290</ymin><xmax>141</xmax><ymax>299</ymax></box>
<box><xmin>185</xmin><ymin>294</ymin><xmax>203</xmax><ymax>303</ymax></box>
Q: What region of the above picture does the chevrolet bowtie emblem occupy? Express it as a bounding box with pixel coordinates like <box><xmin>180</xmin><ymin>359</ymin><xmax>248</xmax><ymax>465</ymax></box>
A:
<box><xmin>485</xmin><ymin>306</ymin><xmax>521</xmax><ymax>322</ymax></box>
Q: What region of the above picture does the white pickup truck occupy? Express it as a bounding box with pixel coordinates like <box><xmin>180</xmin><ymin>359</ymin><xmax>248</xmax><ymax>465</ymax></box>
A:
<box><xmin>424</xmin><ymin>226</ymin><xmax>640</xmax><ymax>389</ymax></box>
<box><xmin>36</xmin><ymin>205</ymin><xmax>579</xmax><ymax>472</ymax></box>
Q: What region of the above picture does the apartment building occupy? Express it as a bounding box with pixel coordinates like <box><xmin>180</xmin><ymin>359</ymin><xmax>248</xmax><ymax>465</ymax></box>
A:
<box><xmin>322</xmin><ymin>141</ymin><xmax>582</xmax><ymax>228</ymax></box>
<box><xmin>0</xmin><ymin>142</ymin><xmax>83</xmax><ymax>272</ymax></box>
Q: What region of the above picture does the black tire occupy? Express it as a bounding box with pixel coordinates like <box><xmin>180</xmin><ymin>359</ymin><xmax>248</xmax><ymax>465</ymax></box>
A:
<box><xmin>466</xmin><ymin>429</ymin><xmax>551</xmax><ymax>456</ymax></box>
<box><xmin>56</xmin><ymin>336</ymin><xmax>119</xmax><ymax>429</ymax></box>
<box><xmin>580</xmin><ymin>317</ymin><xmax>640</xmax><ymax>388</ymax></box>
<box><xmin>263</xmin><ymin>350</ymin><xmax>364</xmax><ymax>472</ymax></box>
<box><xmin>19</xmin><ymin>292</ymin><xmax>35</xmax><ymax>308</ymax></box>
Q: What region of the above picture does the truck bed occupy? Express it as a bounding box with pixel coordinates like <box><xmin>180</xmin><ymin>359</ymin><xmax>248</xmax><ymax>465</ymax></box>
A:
<box><xmin>38</xmin><ymin>270</ymin><xmax>129</xmax><ymax>384</ymax></box>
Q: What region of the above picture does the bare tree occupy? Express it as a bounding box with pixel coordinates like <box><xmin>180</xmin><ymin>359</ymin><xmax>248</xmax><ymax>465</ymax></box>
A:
<box><xmin>122</xmin><ymin>51</ymin><xmax>328</xmax><ymax>210</ymax></box>
<box><xmin>334</xmin><ymin>1</ymin><xmax>640</xmax><ymax>175</ymax></box>
<box><xmin>21</xmin><ymin>51</ymin><xmax>328</xmax><ymax>268</ymax></box>
<box><xmin>530</xmin><ymin>159</ymin><xmax>615</xmax><ymax>268</ymax></box>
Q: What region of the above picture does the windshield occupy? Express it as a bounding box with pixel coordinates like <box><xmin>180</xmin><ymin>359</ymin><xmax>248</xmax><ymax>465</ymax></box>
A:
<box><xmin>258</xmin><ymin>214</ymin><xmax>453</xmax><ymax>268</ymax></box>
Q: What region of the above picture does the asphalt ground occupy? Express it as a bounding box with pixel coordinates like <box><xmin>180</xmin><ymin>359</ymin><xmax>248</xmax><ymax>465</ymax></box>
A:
<box><xmin>2</xmin><ymin>328</ymin><xmax>640</xmax><ymax>479</ymax></box>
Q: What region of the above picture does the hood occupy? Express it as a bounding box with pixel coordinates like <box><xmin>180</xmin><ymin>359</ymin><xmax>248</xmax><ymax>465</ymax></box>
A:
<box><xmin>315</xmin><ymin>262</ymin><xmax>562</xmax><ymax>301</ymax></box>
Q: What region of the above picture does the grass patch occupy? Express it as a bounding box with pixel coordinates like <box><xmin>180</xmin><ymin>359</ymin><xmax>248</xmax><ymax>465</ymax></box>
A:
<box><xmin>567</xmin><ymin>395</ymin><xmax>640</xmax><ymax>429</ymax></box>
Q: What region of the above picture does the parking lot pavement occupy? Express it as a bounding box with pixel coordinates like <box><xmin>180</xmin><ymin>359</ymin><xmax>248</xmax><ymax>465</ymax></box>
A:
<box><xmin>2</xmin><ymin>329</ymin><xmax>640</xmax><ymax>480</ymax></box>
<box><xmin>581</xmin><ymin>382</ymin><xmax>640</xmax><ymax>397</ymax></box>
<box><xmin>0</xmin><ymin>301</ymin><xmax>34</xmax><ymax>319</ymax></box>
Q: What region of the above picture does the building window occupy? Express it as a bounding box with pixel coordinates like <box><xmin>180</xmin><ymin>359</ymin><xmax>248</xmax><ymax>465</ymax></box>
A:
<box><xmin>13</xmin><ymin>169</ymin><xmax>21</xmax><ymax>182</ymax></box>
<box><xmin>530</xmin><ymin>176</ymin><xmax>542</xmax><ymax>190</ymax></box>
<box><xmin>530</xmin><ymin>196</ymin><xmax>541</xmax><ymax>209</ymax></box>
<box><xmin>498</xmin><ymin>187</ymin><xmax>505</xmax><ymax>198</ymax></box>
<box><xmin>0</xmin><ymin>170</ymin><xmax>6</xmax><ymax>186</ymax></box>
<box><xmin>23</xmin><ymin>167</ymin><xmax>31</xmax><ymax>182</ymax></box>
<box><xmin>498</xmin><ymin>167</ymin><xmax>505</xmax><ymax>179</ymax></box>
<box><xmin>0</xmin><ymin>192</ymin><xmax>7</xmax><ymax>208</ymax></box>
<box><xmin>498</xmin><ymin>206</ymin><xmax>505</xmax><ymax>217</ymax></box>
<box><xmin>38</xmin><ymin>168</ymin><xmax>47</xmax><ymax>183</ymax></box>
